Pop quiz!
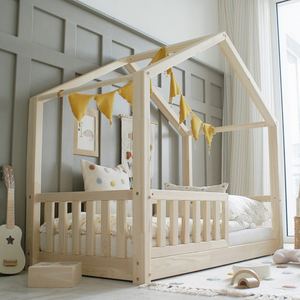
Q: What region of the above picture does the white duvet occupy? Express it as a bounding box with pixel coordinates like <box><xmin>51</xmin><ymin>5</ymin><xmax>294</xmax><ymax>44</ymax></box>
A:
<box><xmin>39</xmin><ymin>212</ymin><xmax>257</xmax><ymax>240</ymax></box>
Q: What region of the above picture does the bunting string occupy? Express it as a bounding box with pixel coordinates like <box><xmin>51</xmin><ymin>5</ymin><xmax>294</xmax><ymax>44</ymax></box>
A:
<box><xmin>68</xmin><ymin>46</ymin><xmax>215</xmax><ymax>148</ymax></box>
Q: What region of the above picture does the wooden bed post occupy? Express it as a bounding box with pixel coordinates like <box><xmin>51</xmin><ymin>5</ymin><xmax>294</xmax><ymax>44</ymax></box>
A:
<box><xmin>181</xmin><ymin>135</ymin><xmax>193</xmax><ymax>244</ymax></box>
<box><xmin>26</xmin><ymin>97</ymin><xmax>43</xmax><ymax>267</ymax></box>
<box><xmin>182</xmin><ymin>136</ymin><xmax>193</xmax><ymax>186</ymax></box>
<box><xmin>268</xmin><ymin>124</ymin><xmax>282</xmax><ymax>247</ymax></box>
<box><xmin>132</xmin><ymin>70</ymin><xmax>152</xmax><ymax>284</ymax></box>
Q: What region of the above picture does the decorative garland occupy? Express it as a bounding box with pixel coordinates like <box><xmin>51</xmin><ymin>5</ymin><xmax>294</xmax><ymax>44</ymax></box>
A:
<box><xmin>68</xmin><ymin>47</ymin><xmax>215</xmax><ymax>148</ymax></box>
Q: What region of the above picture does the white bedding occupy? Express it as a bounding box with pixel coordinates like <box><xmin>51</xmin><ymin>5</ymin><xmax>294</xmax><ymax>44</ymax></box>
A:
<box><xmin>39</xmin><ymin>212</ymin><xmax>273</xmax><ymax>257</ymax></box>
<box><xmin>39</xmin><ymin>212</ymin><xmax>259</xmax><ymax>240</ymax></box>
<box><xmin>40</xmin><ymin>226</ymin><xmax>273</xmax><ymax>256</ymax></box>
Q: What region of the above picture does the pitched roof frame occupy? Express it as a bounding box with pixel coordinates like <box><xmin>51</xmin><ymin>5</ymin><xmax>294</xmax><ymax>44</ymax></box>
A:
<box><xmin>34</xmin><ymin>32</ymin><xmax>276</xmax><ymax>137</ymax></box>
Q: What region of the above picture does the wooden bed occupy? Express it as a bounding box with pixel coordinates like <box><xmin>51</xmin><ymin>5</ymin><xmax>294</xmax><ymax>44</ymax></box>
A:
<box><xmin>26</xmin><ymin>32</ymin><xmax>282</xmax><ymax>285</ymax></box>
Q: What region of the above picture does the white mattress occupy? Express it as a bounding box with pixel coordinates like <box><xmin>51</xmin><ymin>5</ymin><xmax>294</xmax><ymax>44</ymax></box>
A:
<box><xmin>40</xmin><ymin>226</ymin><xmax>273</xmax><ymax>257</ymax></box>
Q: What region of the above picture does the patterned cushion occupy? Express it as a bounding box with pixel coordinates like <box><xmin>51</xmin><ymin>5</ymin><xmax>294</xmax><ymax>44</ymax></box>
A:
<box><xmin>80</xmin><ymin>159</ymin><xmax>131</xmax><ymax>215</ymax></box>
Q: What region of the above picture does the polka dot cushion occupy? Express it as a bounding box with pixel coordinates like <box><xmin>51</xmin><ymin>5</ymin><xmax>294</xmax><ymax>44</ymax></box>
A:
<box><xmin>80</xmin><ymin>159</ymin><xmax>131</xmax><ymax>215</ymax></box>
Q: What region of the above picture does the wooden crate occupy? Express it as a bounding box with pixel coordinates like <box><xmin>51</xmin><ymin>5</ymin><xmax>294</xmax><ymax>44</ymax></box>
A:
<box><xmin>28</xmin><ymin>262</ymin><xmax>82</xmax><ymax>288</ymax></box>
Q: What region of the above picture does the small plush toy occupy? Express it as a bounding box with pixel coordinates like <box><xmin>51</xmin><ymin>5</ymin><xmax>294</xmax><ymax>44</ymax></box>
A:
<box><xmin>273</xmin><ymin>248</ymin><xmax>300</xmax><ymax>264</ymax></box>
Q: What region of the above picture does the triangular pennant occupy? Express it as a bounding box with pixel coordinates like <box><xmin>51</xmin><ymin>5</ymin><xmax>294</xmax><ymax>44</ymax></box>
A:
<box><xmin>149</xmin><ymin>46</ymin><xmax>172</xmax><ymax>75</ymax></box>
<box><xmin>68</xmin><ymin>93</ymin><xmax>94</xmax><ymax>122</ymax></box>
<box><xmin>169</xmin><ymin>71</ymin><xmax>181</xmax><ymax>103</ymax></box>
<box><xmin>203</xmin><ymin>123</ymin><xmax>216</xmax><ymax>149</ymax></box>
<box><xmin>191</xmin><ymin>113</ymin><xmax>203</xmax><ymax>141</ymax></box>
<box><xmin>118</xmin><ymin>81</ymin><xmax>133</xmax><ymax>105</ymax></box>
<box><xmin>179</xmin><ymin>94</ymin><xmax>192</xmax><ymax>124</ymax></box>
<box><xmin>94</xmin><ymin>90</ymin><xmax>117</xmax><ymax>125</ymax></box>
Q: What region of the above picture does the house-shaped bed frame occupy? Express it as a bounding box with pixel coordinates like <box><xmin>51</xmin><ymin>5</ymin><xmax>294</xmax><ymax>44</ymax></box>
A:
<box><xmin>26</xmin><ymin>32</ymin><xmax>282</xmax><ymax>284</ymax></box>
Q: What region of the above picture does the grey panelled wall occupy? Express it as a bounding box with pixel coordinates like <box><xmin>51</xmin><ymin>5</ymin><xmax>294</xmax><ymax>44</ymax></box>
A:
<box><xmin>0</xmin><ymin>0</ymin><xmax>223</xmax><ymax>249</ymax></box>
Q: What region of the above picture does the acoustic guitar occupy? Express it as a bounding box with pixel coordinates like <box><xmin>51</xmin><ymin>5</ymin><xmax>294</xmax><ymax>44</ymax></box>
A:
<box><xmin>0</xmin><ymin>165</ymin><xmax>26</xmax><ymax>274</ymax></box>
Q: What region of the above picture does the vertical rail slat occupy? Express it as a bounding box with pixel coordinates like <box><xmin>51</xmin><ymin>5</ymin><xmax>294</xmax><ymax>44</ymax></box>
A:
<box><xmin>45</xmin><ymin>202</ymin><xmax>54</xmax><ymax>252</ymax></box>
<box><xmin>202</xmin><ymin>201</ymin><xmax>210</xmax><ymax>242</ymax></box>
<box><xmin>72</xmin><ymin>201</ymin><xmax>81</xmax><ymax>255</ymax></box>
<box><xmin>169</xmin><ymin>200</ymin><xmax>178</xmax><ymax>245</ymax></box>
<box><xmin>157</xmin><ymin>200</ymin><xmax>166</xmax><ymax>247</ymax></box>
<box><xmin>181</xmin><ymin>201</ymin><xmax>190</xmax><ymax>244</ymax></box>
<box><xmin>101</xmin><ymin>201</ymin><xmax>111</xmax><ymax>257</ymax></box>
<box><xmin>192</xmin><ymin>201</ymin><xmax>201</xmax><ymax>243</ymax></box>
<box><xmin>222</xmin><ymin>198</ymin><xmax>229</xmax><ymax>241</ymax></box>
<box><xmin>86</xmin><ymin>201</ymin><xmax>95</xmax><ymax>256</ymax></box>
<box><xmin>117</xmin><ymin>200</ymin><xmax>127</xmax><ymax>258</ymax></box>
<box><xmin>212</xmin><ymin>201</ymin><xmax>220</xmax><ymax>241</ymax></box>
<box><xmin>58</xmin><ymin>202</ymin><xmax>68</xmax><ymax>253</ymax></box>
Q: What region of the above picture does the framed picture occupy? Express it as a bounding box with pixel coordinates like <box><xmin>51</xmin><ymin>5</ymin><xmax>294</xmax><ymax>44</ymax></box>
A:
<box><xmin>73</xmin><ymin>108</ymin><xmax>99</xmax><ymax>157</ymax></box>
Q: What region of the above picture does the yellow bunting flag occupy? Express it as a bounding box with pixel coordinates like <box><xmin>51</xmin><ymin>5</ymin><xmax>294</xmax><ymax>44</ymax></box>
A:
<box><xmin>68</xmin><ymin>93</ymin><xmax>94</xmax><ymax>122</ymax></box>
<box><xmin>169</xmin><ymin>71</ymin><xmax>181</xmax><ymax>103</ymax></box>
<box><xmin>149</xmin><ymin>46</ymin><xmax>172</xmax><ymax>75</ymax></box>
<box><xmin>118</xmin><ymin>81</ymin><xmax>133</xmax><ymax>105</ymax></box>
<box><xmin>179</xmin><ymin>95</ymin><xmax>192</xmax><ymax>124</ymax></box>
<box><xmin>94</xmin><ymin>90</ymin><xmax>117</xmax><ymax>125</ymax></box>
<box><xmin>191</xmin><ymin>113</ymin><xmax>203</xmax><ymax>141</ymax></box>
<box><xmin>203</xmin><ymin>123</ymin><xmax>216</xmax><ymax>149</ymax></box>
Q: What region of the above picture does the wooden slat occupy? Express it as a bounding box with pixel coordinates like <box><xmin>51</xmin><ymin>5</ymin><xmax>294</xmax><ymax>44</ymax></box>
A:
<box><xmin>212</xmin><ymin>201</ymin><xmax>220</xmax><ymax>241</ymax></box>
<box><xmin>101</xmin><ymin>201</ymin><xmax>111</xmax><ymax>257</ymax></box>
<box><xmin>222</xmin><ymin>198</ymin><xmax>229</xmax><ymax>241</ymax></box>
<box><xmin>58</xmin><ymin>202</ymin><xmax>68</xmax><ymax>254</ymax></box>
<box><xmin>192</xmin><ymin>201</ymin><xmax>201</xmax><ymax>243</ymax></box>
<box><xmin>169</xmin><ymin>200</ymin><xmax>178</xmax><ymax>246</ymax></box>
<box><xmin>127</xmin><ymin>33</ymin><xmax>217</xmax><ymax>63</ymax></box>
<box><xmin>156</xmin><ymin>200</ymin><xmax>166</xmax><ymax>247</ymax></box>
<box><xmin>36</xmin><ymin>190</ymin><xmax>133</xmax><ymax>203</ymax></box>
<box><xmin>86</xmin><ymin>201</ymin><xmax>95</xmax><ymax>256</ymax></box>
<box><xmin>194</xmin><ymin>121</ymin><xmax>267</xmax><ymax>136</ymax></box>
<box><xmin>38</xmin><ymin>74</ymin><xmax>133</xmax><ymax>101</ymax></box>
<box><xmin>32</xmin><ymin>56</ymin><xmax>129</xmax><ymax>99</ymax></box>
<box><xmin>117</xmin><ymin>200</ymin><xmax>127</xmax><ymax>258</ymax></box>
<box><xmin>151</xmin><ymin>189</ymin><xmax>227</xmax><ymax>202</ymax></box>
<box><xmin>181</xmin><ymin>201</ymin><xmax>190</xmax><ymax>244</ymax></box>
<box><xmin>45</xmin><ymin>202</ymin><xmax>54</xmax><ymax>253</ymax></box>
<box><xmin>202</xmin><ymin>201</ymin><xmax>210</xmax><ymax>242</ymax></box>
<box><xmin>72</xmin><ymin>202</ymin><xmax>81</xmax><ymax>255</ymax></box>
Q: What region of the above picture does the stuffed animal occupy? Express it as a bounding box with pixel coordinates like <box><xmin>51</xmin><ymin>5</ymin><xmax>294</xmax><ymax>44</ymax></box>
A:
<box><xmin>273</xmin><ymin>248</ymin><xmax>300</xmax><ymax>264</ymax></box>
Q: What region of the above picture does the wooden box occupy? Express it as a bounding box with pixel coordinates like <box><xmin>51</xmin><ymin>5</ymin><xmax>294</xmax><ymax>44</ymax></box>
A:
<box><xmin>28</xmin><ymin>262</ymin><xmax>82</xmax><ymax>288</ymax></box>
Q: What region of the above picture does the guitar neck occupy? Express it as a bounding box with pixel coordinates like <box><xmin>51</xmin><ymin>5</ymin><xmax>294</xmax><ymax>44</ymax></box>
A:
<box><xmin>6</xmin><ymin>189</ymin><xmax>15</xmax><ymax>229</ymax></box>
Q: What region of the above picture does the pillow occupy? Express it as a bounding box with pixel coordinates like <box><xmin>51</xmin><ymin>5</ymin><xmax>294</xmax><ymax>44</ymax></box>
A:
<box><xmin>228</xmin><ymin>195</ymin><xmax>272</xmax><ymax>224</ymax></box>
<box><xmin>80</xmin><ymin>159</ymin><xmax>131</xmax><ymax>216</ymax></box>
<box><xmin>164</xmin><ymin>182</ymin><xmax>228</xmax><ymax>218</ymax></box>
<box><xmin>164</xmin><ymin>182</ymin><xmax>229</xmax><ymax>193</ymax></box>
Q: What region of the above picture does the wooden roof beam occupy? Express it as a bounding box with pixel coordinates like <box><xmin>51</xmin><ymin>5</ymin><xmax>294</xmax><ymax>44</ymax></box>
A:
<box><xmin>218</xmin><ymin>35</ymin><xmax>277</xmax><ymax>126</ymax></box>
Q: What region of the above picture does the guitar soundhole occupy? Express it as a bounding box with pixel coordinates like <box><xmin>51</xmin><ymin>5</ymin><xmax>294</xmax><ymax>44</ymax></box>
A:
<box><xmin>6</xmin><ymin>235</ymin><xmax>14</xmax><ymax>245</ymax></box>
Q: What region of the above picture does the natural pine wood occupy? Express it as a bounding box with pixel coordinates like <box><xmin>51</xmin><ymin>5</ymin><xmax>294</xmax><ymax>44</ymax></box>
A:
<box><xmin>26</xmin><ymin>32</ymin><xmax>282</xmax><ymax>285</ymax></box>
